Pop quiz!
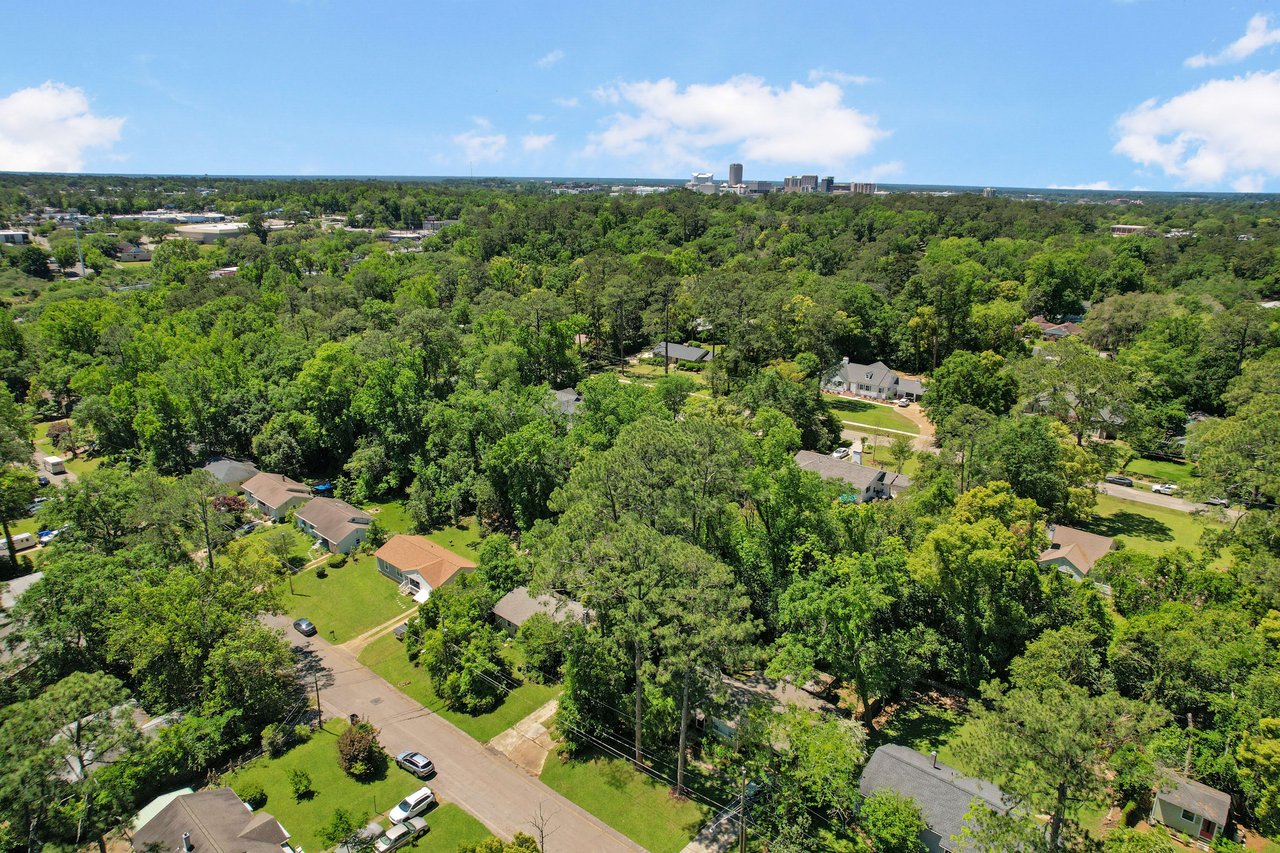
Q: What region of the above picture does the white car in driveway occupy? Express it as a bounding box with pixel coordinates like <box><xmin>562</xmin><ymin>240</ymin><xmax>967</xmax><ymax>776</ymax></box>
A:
<box><xmin>388</xmin><ymin>787</ymin><xmax>435</xmax><ymax>823</ymax></box>
<box><xmin>1151</xmin><ymin>483</ymin><xmax>1178</xmax><ymax>495</ymax></box>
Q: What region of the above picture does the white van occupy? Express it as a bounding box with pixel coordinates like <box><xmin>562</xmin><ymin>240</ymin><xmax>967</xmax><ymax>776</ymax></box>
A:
<box><xmin>42</xmin><ymin>456</ymin><xmax>65</xmax><ymax>475</ymax></box>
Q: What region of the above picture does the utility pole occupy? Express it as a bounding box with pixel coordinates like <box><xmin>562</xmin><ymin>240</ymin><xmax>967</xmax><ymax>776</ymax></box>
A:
<box><xmin>738</xmin><ymin>768</ymin><xmax>748</xmax><ymax>853</ymax></box>
<box><xmin>312</xmin><ymin>672</ymin><xmax>322</xmax><ymax>726</ymax></box>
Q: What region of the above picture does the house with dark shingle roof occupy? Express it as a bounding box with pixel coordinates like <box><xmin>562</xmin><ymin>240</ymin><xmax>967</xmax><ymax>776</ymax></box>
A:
<box><xmin>650</xmin><ymin>342</ymin><xmax>712</xmax><ymax>364</ymax></box>
<box><xmin>1150</xmin><ymin>771</ymin><xmax>1231</xmax><ymax>847</ymax></box>
<box><xmin>200</xmin><ymin>457</ymin><xmax>260</xmax><ymax>488</ymax></box>
<box><xmin>859</xmin><ymin>745</ymin><xmax>1014</xmax><ymax>853</ymax></box>
<box><xmin>794</xmin><ymin>450</ymin><xmax>911</xmax><ymax>502</ymax></box>
<box><xmin>294</xmin><ymin>497</ymin><xmax>372</xmax><ymax>554</ymax></box>
<box><xmin>825</xmin><ymin>358</ymin><xmax>925</xmax><ymax>401</ymax></box>
<box><xmin>132</xmin><ymin>787</ymin><xmax>296</xmax><ymax>853</ymax></box>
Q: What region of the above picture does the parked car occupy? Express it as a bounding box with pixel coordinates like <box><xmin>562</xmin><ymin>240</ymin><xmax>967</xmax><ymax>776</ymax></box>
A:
<box><xmin>388</xmin><ymin>787</ymin><xmax>435</xmax><ymax>823</ymax></box>
<box><xmin>36</xmin><ymin>475</ymin><xmax>50</xmax><ymax>487</ymax></box>
<box><xmin>374</xmin><ymin>817</ymin><xmax>428</xmax><ymax>853</ymax></box>
<box><xmin>1151</xmin><ymin>483</ymin><xmax>1178</xmax><ymax>495</ymax></box>
<box><xmin>1104</xmin><ymin>475</ymin><xmax>1134</xmax><ymax>487</ymax></box>
<box><xmin>336</xmin><ymin>821</ymin><xmax>384</xmax><ymax>853</ymax></box>
<box><xmin>292</xmin><ymin>618</ymin><xmax>317</xmax><ymax>637</ymax></box>
<box><xmin>831</xmin><ymin>447</ymin><xmax>850</xmax><ymax>459</ymax></box>
<box><xmin>237</xmin><ymin>521</ymin><xmax>261</xmax><ymax>536</ymax></box>
<box><xmin>1205</xmin><ymin>497</ymin><xmax>1231</xmax><ymax>507</ymax></box>
<box><xmin>897</xmin><ymin>398</ymin><xmax>911</xmax><ymax>407</ymax></box>
<box><xmin>37</xmin><ymin>526</ymin><xmax>66</xmax><ymax>545</ymax></box>
<box><xmin>395</xmin><ymin>750</ymin><xmax>435</xmax><ymax>779</ymax></box>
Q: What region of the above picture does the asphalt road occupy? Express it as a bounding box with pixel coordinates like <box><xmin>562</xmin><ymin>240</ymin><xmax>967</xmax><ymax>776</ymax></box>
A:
<box><xmin>1097</xmin><ymin>482</ymin><xmax>1239</xmax><ymax>517</ymax></box>
<box><xmin>266</xmin><ymin>614</ymin><xmax>644</xmax><ymax>853</ymax></box>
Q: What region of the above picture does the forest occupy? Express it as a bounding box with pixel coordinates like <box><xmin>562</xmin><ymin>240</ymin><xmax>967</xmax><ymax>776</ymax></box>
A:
<box><xmin>0</xmin><ymin>173</ymin><xmax>1279</xmax><ymax>853</ymax></box>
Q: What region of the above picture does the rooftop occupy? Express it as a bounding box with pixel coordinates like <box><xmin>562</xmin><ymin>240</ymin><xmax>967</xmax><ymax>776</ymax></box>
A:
<box><xmin>1158</xmin><ymin>770</ymin><xmax>1231</xmax><ymax>826</ymax></box>
<box><xmin>132</xmin><ymin>788</ymin><xmax>291</xmax><ymax>853</ymax></box>
<box><xmin>492</xmin><ymin>585</ymin><xmax>590</xmax><ymax>629</ymax></box>
<box><xmin>1038</xmin><ymin>524</ymin><xmax>1115</xmax><ymax>576</ymax></box>
<box><xmin>294</xmin><ymin>497</ymin><xmax>372</xmax><ymax>543</ymax></box>
<box><xmin>375</xmin><ymin>534</ymin><xmax>475</xmax><ymax>590</ymax></box>
<box><xmin>241</xmin><ymin>472</ymin><xmax>311</xmax><ymax>510</ymax></box>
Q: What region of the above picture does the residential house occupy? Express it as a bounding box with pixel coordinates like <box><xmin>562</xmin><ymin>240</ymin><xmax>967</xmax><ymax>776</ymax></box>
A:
<box><xmin>650</xmin><ymin>342</ymin><xmax>712</xmax><ymax>364</ymax></box>
<box><xmin>492</xmin><ymin>585</ymin><xmax>590</xmax><ymax>634</ymax></box>
<box><xmin>794</xmin><ymin>450</ymin><xmax>911</xmax><ymax>502</ymax></box>
<box><xmin>859</xmin><ymin>744</ymin><xmax>1014</xmax><ymax>853</ymax></box>
<box><xmin>240</xmin><ymin>473</ymin><xmax>312</xmax><ymax>520</ymax></box>
<box><xmin>294</xmin><ymin>497</ymin><xmax>372</xmax><ymax>554</ymax></box>
<box><xmin>553</xmin><ymin>387</ymin><xmax>582</xmax><ymax>418</ymax></box>
<box><xmin>825</xmin><ymin>358</ymin><xmax>924</xmax><ymax>401</ymax></box>
<box><xmin>133</xmin><ymin>788</ymin><xmax>296</xmax><ymax>853</ymax></box>
<box><xmin>1037</xmin><ymin>524</ymin><xmax>1116</xmax><ymax>582</ymax></box>
<box><xmin>0</xmin><ymin>230</ymin><xmax>29</xmax><ymax>245</ymax></box>
<box><xmin>1028</xmin><ymin>315</ymin><xmax>1085</xmax><ymax>338</ymax></box>
<box><xmin>375</xmin><ymin>534</ymin><xmax>475</xmax><ymax>602</ymax></box>
<box><xmin>200</xmin><ymin>456</ymin><xmax>260</xmax><ymax>488</ymax></box>
<box><xmin>117</xmin><ymin>243</ymin><xmax>152</xmax><ymax>262</ymax></box>
<box><xmin>705</xmin><ymin>671</ymin><xmax>839</xmax><ymax>741</ymax></box>
<box><xmin>1149</xmin><ymin>771</ymin><xmax>1231</xmax><ymax>848</ymax></box>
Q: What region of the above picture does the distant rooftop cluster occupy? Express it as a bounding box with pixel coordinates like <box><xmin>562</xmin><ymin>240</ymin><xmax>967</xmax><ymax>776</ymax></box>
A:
<box><xmin>685</xmin><ymin>163</ymin><xmax>877</xmax><ymax>197</ymax></box>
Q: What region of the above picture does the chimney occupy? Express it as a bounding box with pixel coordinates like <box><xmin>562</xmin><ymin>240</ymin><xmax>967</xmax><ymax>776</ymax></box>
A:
<box><xmin>182</xmin><ymin>833</ymin><xmax>193</xmax><ymax>853</ymax></box>
<box><xmin>930</xmin><ymin>750</ymin><xmax>939</xmax><ymax>769</ymax></box>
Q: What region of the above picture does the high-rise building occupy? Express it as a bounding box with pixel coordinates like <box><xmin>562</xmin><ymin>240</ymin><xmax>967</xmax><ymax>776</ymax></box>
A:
<box><xmin>728</xmin><ymin>163</ymin><xmax>743</xmax><ymax>185</ymax></box>
<box><xmin>982</xmin><ymin>187</ymin><xmax>996</xmax><ymax>198</ymax></box>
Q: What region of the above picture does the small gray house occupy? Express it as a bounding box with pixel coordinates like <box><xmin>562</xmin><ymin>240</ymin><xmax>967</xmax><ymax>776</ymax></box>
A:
<box><xmin>492</xmin><ymin>585</ymin><xmax>590</xmax><ymax>634</ymax></box>
<box><xmin>859</xmin><ymin>745</ymin><xmax>1013</xmax><ymax>853</ymax></box>
<box><xmin>1150</xmin><ymin>771</ymin><xmax>1231</xmax><ymax>848</ymax></box>
<box><xmin>133</xmin><ymin>788</ymin><xmax>296</xmax><ymax>853</ymax></box>
<box><xmin>794</xmin><ymin>450</ymin><xmax>911</xmax><ymax>502</ymax></box>
<box><xmin>650</xmin><ymin>342</ymin><xmax>712</xmax><ymax>364</ymax></box>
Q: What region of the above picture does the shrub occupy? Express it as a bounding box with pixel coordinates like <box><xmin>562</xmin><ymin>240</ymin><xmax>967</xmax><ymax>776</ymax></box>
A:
<box><xmin>235</xmin><ymin>780</ymin><xmax>267</xmax><ymax>810</ymax></box>
<box><xmin>327</xmin><ymin>553</ymin><xmax>347</xmax><ymax>569</ymax></box>
<box><xmin>293</xmin><ymin>724</ymin><xmax>312</xmax><ymax>744</ymax></box>
<box><xmin>859</xmin><ymin>789</ymin><xmax>927</xmax><ymax>853</ymax></box>
<box><xmin>516</xmin><ymin>613</ymin><xmax>565</xmax><ymax>683</ymax></box>
<box><xmin>288</xmin><ymin>768</ymin><xmax>312</xmax><ymax>801</ymax></box>
<box><xmin>261</xmin><ymin>723</ymin><xmax>290</xmax><ymax>758</ymax></box>
<box><xmin>318</xmin><ymin>807</ymin><xmax>368</xmax><ymax>849</ymax></box>
<box><xmin>337</xmin><ymin>718</ymin><xmax>385</xmax><ymax>780</ymax></box>
<box><xmin>316</xmin><ymin>565</ymin><xmax>328</xmax><ymax>579</ymax></box>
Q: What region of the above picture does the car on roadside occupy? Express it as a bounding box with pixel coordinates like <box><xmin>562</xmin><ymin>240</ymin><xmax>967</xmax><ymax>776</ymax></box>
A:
<box><xmin>38</xmin><ymin>526</ymin><xmax>67</xmax><ymax>545</ymax></box>
<box><xmin>1151</xmin><ymin>483</ymin><xmax>1178</xmax><ymax>495</ymax></box>
<box><xmin>388</xmin><ymin>787</ymin><xmax>435</xmax><ymax>823</ymax></box>
<box><xmin>237</xmin><ymin>521</ymin><xmax>261</xmax><ymax>536</ymax></box>
<box><xmin>292</xmin><ymin>618</ymin><xmax>317</xmax><ymax>637</ymax></box>
<box><xmin>1104</xmin><ymin>475</ymin><xmax>1134</xmax><ymax>487</ymax></box>
<box><xmin>373</xmin><ymin>816</ymin><xmax>428</xmax><ymax>853</ymax></box>
<box><xmin>36</xmin><ymin>475</ymin><xmax>50</xmax><ymax>487</ymax></box>
<box><xmin>831</xmin><ymin>447</ymin><xmax>850</xmax><ymax>459</ymax></box>
<box><xmin>395</xmin><ymin>750</ymin><xmax>435</xmax><ymax>779</ymax></box>
<box><xmin>1205</xmin><ymin>497</ymin><xmax>1231</xmax><ymax>507</ymax></box>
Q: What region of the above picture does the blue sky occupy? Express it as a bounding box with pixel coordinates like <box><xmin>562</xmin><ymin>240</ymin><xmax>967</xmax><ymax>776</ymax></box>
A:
<box><xmin>1</xmin><ymin>0</ymin><xmax>1279</xmax><ymax>191</ymax></box>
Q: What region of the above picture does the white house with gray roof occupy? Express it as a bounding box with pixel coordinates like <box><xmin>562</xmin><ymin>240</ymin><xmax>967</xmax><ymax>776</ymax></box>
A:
<box><xmin>859</xmin><ymin>745</ymin><xmax>1014</xmax><ymax>853</ymax></box>
<box><xmin>794</xmin><ymin>450</ymin><xmax>911</xmax><ymax>502</ymax></box>
<box><xmin>825</xmin><ymin>358</ymin><xmax>925</xmax><ymax>401</ymax></box>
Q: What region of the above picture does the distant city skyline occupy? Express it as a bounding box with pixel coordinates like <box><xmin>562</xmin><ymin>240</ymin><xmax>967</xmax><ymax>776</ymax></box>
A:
<box><xmin>1</xmin><ymin>1</ymin><xmax>1279</xmax><ymax>193</ymax></box>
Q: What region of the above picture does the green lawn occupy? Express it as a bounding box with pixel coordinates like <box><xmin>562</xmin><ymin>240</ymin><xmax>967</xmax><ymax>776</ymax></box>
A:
<box><xmin>869</xmin><ymin>694</ymin><xmax>974</xmax><ymax>773</ymax></box>
<box><xmin>241</xmin><ymin>523</ymin><xmax>317</xmax><ymax>563</ymax></box>
<box><xmin>279</xmin><ymin>554</ymin><xmax>415</xmax><ymax>644</ymax></box>
<box><xmin>825</xmin><ymin>395</ymin><xmax>919</xmax><ymax>435</ymax></box>
<box><xmin>223</xmin><ymin>721</ymin><xmax>422</xmax><ymax>853</ymax></box>
<box><xmin>1122</xmin><ymin>457</ymin><xmax>1197</xmax><ymax>489</ymax></box>
<box><xmin>402</xmin><ymin>803</ymin><xmax>493</xmax><ymax>852</ymax></box>
<box><xmin>364</xmin><ymin>500</ymin><xmax>415</xmax><ymax>536</ymax></box>
<box><xmin>32</xmin><ymin>420</ymin><xmax>101</xmax><ymax>479</ymax></box>
<box><xmin>1084</xmin><ymin>494</ymin><xmax>1225</xmax><ymax>557</ymax></box>
<box><xmin>358</xmin><ymin>633</ymin><xmax>560</xmax><ymax>743</ymax></box>
<box><xmin>421</xmin><ymin>518</ymin><xmax>485</xmax><ymax>563</ymax></box>
<box><xmin>539</xmin><ymin>747</ymin><xmax>709</xmax><ymax>853</ymax></box>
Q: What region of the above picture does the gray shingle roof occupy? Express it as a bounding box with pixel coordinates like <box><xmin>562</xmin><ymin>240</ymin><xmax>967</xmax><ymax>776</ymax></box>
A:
<box><xmin>1158</xmin><ymin>771</ymin><xmax>1231</xmax><ymax>826</ymax></box>
<box><xmin>651</xmin><ymin>342</ymin><xmax>711</xmax><ymax>363</ymax></box>
<box><xmin>860</xmin><ymin>745</ymin><xmax>1013</xmax><ymax>852</ymax></box>
<box><xmin>294</xmin><ymin>497</ymin><xmax>371</xmax><ymax>543</ymax></box>
<box><xmin>492</xmin><ymin>586</ymin><xmax>589</xmax><ymax>629</ymax></box>
<box><xmin>201</xmin><ymin>456</ymin><xmax>260</xmax><ymax>486</ymax></box>
<box><xmin>794</xmin><ymin>450</ymin><xmax>884</xmax><ymax>490</ymax></box>
<box><xmin>132</xmin><ymin>788</ymin><xmax>290</xmax><ymax>853</ymax></box>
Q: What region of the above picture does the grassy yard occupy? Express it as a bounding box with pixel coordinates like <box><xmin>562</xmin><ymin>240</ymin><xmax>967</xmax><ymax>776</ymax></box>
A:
<box><xmin>1084</xmin><ymin>494</ymin><xmax>1225</xmax><ymax>557</ymax></box>
<box><xmin>223</xmin><ymin>721</ymin><xmax>422</xmax><ymax>853</ymax></box>
<box><xmin>279</xmin><ymin>554</ymin><xmax>415</xmax><ymax>644</ymax></box>
<box><xmin>1122</xmin><ymin>457</ymin><xmax>1197</xmax><ymax>489</ymax></box>
<box><xmin>869</xmin><ymin>693</ymin><xmax>975</xmax><ymax>773</ymax></box>
<box><xmin>825</xmin><ymin>395</ymin><xmax>919</xmax><ymax>435</ymax></box>
<box><xmin>358</xmin><ymin>633</ymin><xmax>560</xmax><ymax>743</ymax></box>
<box><xmin>539</xmin><ymin>747</ymin><xmax>709</xmax><ymax>853</ymax></box>
<box><xmin>32</xmin><ymin>420</ymin><xmax>101</xmax><ymax>479</ymax></box>
<box><xmin>422</xmin><ymin>519</ymin><xmax>485</xmax><ymax>563</ymax></box>
<box><xmin>241</xmin><ymin>523</ymin><xmax>317</xmax><ymax>562</ymax></box>
<box><xmin>402</xmin><ymin>803</ymin><xmax>492</xmax><ymax>852</ymax></box>
<box><xmin>364</xmin><ymin>500</ymin><xmax>415</xmax><ymax>536</ymax></box>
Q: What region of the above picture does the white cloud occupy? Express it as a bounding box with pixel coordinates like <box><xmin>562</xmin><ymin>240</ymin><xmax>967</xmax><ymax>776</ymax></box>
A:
<box><xmin>536</xmin><ymin>49</ymin><xmax>565</xmax><ymax>69</ymax></box>
<box><xmin>1233</xmin><ymin>173</ymin><xmax>1266</xmax><ymax>193</ymax></box>
<box><xmin>0</xmin><ymin>82</ymin><xmax>124</xmax><ymax>172</ymax></box>
<box><xmin>470</xmin><ymin>115</ymin><xmax>493</xmax><ymax>129</ymax></box>
<box><xmin>527</xmin><ymin>113</ymin><xmax>545</xmax><ymax>123</ymax></box>
<box><xmin>1186</xmin><ymin>13</ymin><xmax>1280</xmax><ymax>67</ymax></box>
<box><xmin>584</xmin><ymin>74</ymin><xmax>887</xmax><ymax>172</ymax></box>
<box><xmin>807</xmin><ymin>68</ymin><xmax>873</xmax><ymax>86</ymax></box>
<box><xmin>1047</xmin><ymin>181</ymin><xmax>1116</xmax><ymax>190</ymax></box>
<box><xmin>1113</xmin><ymin>71</ymin><xmax>1280</xmax><ymax>190</ymax></box>
<box><xmin>553</xmin><ymin>96</ymin><xmax>579</xmax><ymax>108</ymax></box>
<box><xmin>453</xmin><ymin>129</ymin><xmax>507</xmax><ymax>162</ymax></box>
<box><xmin>522</xmin><ymin>133</ymin><xmax>555</xmax><ymax>152</ymax></box>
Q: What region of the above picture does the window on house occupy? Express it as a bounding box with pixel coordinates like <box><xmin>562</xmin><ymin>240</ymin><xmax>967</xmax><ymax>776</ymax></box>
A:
<box><xmin>1181</xmin><ymin>809</ymin><xmax>1196</xmax><ymax>823</ymax></box>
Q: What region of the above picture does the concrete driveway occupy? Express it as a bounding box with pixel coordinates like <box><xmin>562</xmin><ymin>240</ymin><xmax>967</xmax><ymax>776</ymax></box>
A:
<box><xmin>266</xmin><ymin>614</ymin><xmax>643</xmax><ymax>853</ymax></box>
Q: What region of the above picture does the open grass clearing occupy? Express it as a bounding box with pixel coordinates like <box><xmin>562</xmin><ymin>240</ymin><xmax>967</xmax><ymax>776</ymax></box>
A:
<box><xmin>420</xmin><ymin>517</ymin><xmax>484</xmax><ymax>563</ymax></box>
<box><xmin>1085</xmin><ymin>494</ymin><xmax>1225</xmax><ymax>558</ymax></box>
<box><xmin>869</xmin><ymin>692</ymin><xmax>975</xmax><ymax>774</ymax></box>
<box><xmin>358</xmin><ymin>632</ymin><xmax>560</xmax><ymax>743</ymax></box>
<box><xmin>278</xmin><ymin>553</ymin><xmax>415</xmax><ymax>644</ymax></box>
<box><xmin>1123</xmin><ymin>457</ymin><xmax>1197</xmax><ymax>489</ymax></box>
<box><xmin>825</xmin><ymin>395</ymin><xmax>919</xmax><ymax>434</ymax></box>
<box><xmin>240</xmin><ymin>523</ymin><xmax>317</xmax><ymax>563</ymax></box>
<box><xmin>539</xmin><ymin>747</ymin><xmax>710</xmax><ymax>853</ymax></box>
<box><xmin>223</xmin><ymin>720</ymin><xmax>422</xmax><ymax>853</ymax></box>
<box><xmin>363</xmin><ymin>500</ymin><xmax>415</xmax><ymax>536</ymax></box>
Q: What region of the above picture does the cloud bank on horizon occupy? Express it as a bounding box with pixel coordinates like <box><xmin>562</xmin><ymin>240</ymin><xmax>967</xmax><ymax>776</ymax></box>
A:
<box><xmin>0</xmin><ymin>82</ymin><xmax>123</xmax><ymax>172</ymax></box>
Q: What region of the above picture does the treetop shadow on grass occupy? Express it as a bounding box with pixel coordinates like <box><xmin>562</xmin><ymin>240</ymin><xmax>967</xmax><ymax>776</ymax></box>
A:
<box><xmin>827</xmin><ymin>397</ymin><xmax>881</xmax><ymax>415</ymax></box>
<box><xmin>1086</xmin><ymin>511</ymin><xmax>1175</xmax><ymax>542</ymax></box>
